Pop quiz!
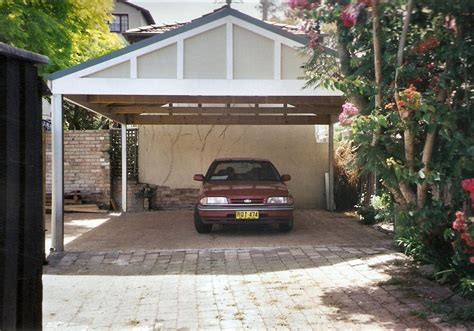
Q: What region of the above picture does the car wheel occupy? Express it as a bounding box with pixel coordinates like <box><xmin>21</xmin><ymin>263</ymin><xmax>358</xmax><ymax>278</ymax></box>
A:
<box><xmin>194</xmin><ymin>206</ymin><xmax>212</xmax><ymax>234</ymax></box>
<box><xmin>279</xmin><ymin>217</ymin><xmax>293</xmax><ymax>233</ymax></box>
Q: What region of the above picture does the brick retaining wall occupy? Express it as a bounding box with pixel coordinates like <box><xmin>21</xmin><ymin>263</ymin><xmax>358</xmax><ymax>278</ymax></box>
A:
<box><xmin>45</xmin><ymin>130</ymin><xmax>111</xmax><ymax>206</ymax></box>
<box><xmin>112</xmin><ymin>177</ymin><xmax>198</xmax><ymax>212</ymax></box>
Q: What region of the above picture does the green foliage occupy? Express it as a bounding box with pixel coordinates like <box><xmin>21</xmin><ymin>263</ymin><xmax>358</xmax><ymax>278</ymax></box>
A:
<box><xmin>356</xmin><ymin>192</ymin><xmax>392</xmax><ymax>225</ymax></box>
<box><xmin>0</xmin><ymin>0</ymin><xmax>124</xmax><ymax>129</ymax></box>
<box><xmin>0</xmin><ymin>0</ymin><xmax>123</xmax><ymax>75</ymax></box>
<box><xmin>426</xmin><ymin>300</ymin><xmax>474</xmax><ymax>323</ymax></box>
<box><xmin>294</xmin><ymin>0</ymin><xmax>474</xmax><ymax>298</ymax></box>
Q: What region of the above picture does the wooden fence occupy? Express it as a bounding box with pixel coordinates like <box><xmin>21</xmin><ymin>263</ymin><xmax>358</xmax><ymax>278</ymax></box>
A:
<box><xmin>0</xmin><ymin>43</ymin><xmax>48</xmax><ymax>330</ymax></box>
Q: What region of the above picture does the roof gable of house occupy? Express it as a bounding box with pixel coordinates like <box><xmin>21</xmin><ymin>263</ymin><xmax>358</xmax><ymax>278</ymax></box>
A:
<box><xmin>117</xmin><ymin>0</ymin><xmax>155</xmax><ymax>25</ymax></box>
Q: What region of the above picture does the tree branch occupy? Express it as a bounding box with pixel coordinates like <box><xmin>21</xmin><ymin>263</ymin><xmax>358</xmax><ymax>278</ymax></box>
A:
<box><xmin>383</xmin><ymin>181</ymin><xmax>406</xmax><ymax>205</ymax></box>
<box><xmin>400</xmin><ymin>181</ymin><xmax>416</xmax><ymax>204</ymax></box>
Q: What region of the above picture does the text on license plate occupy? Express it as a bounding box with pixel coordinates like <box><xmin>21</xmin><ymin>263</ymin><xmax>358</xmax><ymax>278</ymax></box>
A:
<box><xmin>236</xmin><ymin>211</ymin><xmax>259</xmax><ymax>219</ymax></box>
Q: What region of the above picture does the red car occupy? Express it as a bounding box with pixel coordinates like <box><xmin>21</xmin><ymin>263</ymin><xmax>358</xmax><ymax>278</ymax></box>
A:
<box><xmin>193</xmin><ymin>158</ymin><xmax>294</xmax><ymax>233</ymax></box>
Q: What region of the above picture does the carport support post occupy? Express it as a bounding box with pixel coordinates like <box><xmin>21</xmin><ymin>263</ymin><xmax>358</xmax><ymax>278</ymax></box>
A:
<box><xmin>121</xmin><ymin>124</ymin><xmax>127</xmax><ymax>212</ymax></box>
<box><xmin>328</xmin><ymin>120</ymin><xmax>335</xmax><ymax>211</ymax></box>
<box><xmin>51</xmin><ymin>94</ymin><xmax>64</xmax><ymax>251</ymax></box>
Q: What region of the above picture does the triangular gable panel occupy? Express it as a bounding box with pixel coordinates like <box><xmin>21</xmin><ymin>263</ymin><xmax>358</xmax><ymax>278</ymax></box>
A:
<box><xmin>47</xmin><ymin>6</ymin><xmax>315</xmax><ymax>82</ymax></box>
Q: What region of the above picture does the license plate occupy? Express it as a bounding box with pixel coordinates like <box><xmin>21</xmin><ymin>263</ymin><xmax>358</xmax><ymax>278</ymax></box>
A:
<box><xmin>236</xmin><ymin>211</ymin><xmax>259</xmax><ymax>220</ymax></box>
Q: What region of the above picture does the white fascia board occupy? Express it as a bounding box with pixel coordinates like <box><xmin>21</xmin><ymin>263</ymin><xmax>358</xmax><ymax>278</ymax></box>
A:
<box><xmin>228</xmin><ymin>16</ymin><xmax>304</xmax><ymax>49</ymax></box>
<box><xmin>66</xmin><ymin>17</ymin><xmax>229</xmax><ymax>79</ymax></box>
<box><xmin>51</xmin><ymin>78</ymin><xmax>343</xmax><ymax>96</ymax></box>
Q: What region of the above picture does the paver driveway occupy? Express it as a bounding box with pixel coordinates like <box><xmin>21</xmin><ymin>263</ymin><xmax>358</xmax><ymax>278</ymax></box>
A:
<box><xmin>43</xmin><ymin>210</ymin><xmax>441</xmax><ymax>330</ymax></box>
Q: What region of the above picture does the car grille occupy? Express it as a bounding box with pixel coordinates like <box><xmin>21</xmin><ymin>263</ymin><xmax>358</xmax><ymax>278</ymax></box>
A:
<box><xmin>230</xmin><ymin>198</ymin><xmax>265</xmax><ymax>204</ymax></box>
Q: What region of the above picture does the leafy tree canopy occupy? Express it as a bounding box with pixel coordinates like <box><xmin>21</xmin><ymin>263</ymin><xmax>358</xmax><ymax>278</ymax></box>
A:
<box><xmin>0</xmin><ymin>0</ymin><xmax>124</xmax><ymax>129</ymax></box>
<box><xmin>0</xmin><ymin>0</ymin><xmax>123</xmax><ymax>75</ymax></box>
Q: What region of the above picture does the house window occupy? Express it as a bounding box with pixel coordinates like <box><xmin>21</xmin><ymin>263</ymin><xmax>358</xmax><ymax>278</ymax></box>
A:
<box><xmin>109</xmin><ymin>14</ymin><xmax>129</xmax><ymax>33</ymax></box>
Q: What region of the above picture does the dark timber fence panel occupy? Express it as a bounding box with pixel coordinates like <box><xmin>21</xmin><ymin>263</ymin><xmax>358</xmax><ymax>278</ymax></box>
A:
<box><xmin>0</xmin><ymin>43</ymin><xmax>48</xmax><ymax>330</ymax></box>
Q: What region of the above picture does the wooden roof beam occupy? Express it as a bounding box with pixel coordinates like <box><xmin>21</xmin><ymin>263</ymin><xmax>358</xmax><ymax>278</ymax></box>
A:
<box><xmin>109</xmin><ymin>105</ymin><xmax>341</xmax><ymax>115</ymax></box>
<box><xmin>128</xmin><ymin>114</ymin><xmax>331</xmax><ymax>125</ymax></box>
<box><xmin>86</xmin><ymin>95</ymin><xmax>345</xmax><ymax>106</ymax></box>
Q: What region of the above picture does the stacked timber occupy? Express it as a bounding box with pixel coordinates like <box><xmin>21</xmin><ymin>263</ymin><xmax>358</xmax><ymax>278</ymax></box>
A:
<box><xmin>45</xmin><ymin>191</ymin><xmax>107</xmax><ymax>213</ymax></box>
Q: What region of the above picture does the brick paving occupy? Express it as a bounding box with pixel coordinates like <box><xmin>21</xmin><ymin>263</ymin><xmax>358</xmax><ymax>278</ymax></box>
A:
<box><xmin>44</xmin><ymin>245</ymin><xmax>440</xmax><ymax>330</ymax></box>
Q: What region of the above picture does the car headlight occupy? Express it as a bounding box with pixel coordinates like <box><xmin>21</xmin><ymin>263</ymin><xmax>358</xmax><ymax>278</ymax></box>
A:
<box><xmin>267</xmin><ymin>196</ymin><xmax>293</xmax><ymax>204</ymax></box>
<box><xmin>200</xmin><ymin>197</ymin><xmax>229</xmax><ymax>205</ymax></box>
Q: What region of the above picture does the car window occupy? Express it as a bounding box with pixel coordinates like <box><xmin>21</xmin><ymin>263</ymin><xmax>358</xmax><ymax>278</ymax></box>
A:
<box><xmin>206</xmin><ymin>161</ymin><xmax>281</xmax><ymax>181</ymax></box>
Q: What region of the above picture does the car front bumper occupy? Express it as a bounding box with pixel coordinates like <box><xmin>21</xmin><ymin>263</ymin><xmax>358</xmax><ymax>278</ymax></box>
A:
<box><xmin>197</xmin><ymin>204</ymin><xmax>294</xmax><ymax>225</ymax></box>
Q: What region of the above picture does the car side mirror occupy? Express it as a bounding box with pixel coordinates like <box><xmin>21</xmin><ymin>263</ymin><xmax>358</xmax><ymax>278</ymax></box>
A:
<box><xmin>281</xmin><ymin>174</ymin><xmax>291</xmax><ymax>182</ymax></box>
<box><xmin>194</xmin><ymin>174</ymin><xmax>205</xmax><ymax>181</ymax></box>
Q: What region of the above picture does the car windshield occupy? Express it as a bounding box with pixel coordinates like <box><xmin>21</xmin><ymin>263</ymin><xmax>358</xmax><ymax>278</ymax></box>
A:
<box><xmin>206</xmin><ymin>160</ymin><xmax>281</xmax><ymax>181</ymax></box>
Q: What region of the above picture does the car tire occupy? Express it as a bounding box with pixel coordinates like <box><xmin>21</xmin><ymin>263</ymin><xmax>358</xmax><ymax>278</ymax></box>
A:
<box><xmin>279</xmin><ymin>217</ymin><xmax>293</xmax><ymax>233</ymax></box>
<box><xmin>194</xmin><ymin>206</ymin><xmax>212</xmax><ymax>233</ymax></box>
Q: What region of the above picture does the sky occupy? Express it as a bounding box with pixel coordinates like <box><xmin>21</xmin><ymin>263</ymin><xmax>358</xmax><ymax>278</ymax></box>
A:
<box><xmin>130</xmin><ymin>0</ymin><xmax>285</xmax><ymax>24</ymax></box>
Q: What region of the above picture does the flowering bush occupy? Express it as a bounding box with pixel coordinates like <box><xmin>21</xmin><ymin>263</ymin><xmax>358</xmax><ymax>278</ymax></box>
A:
<box><xmin>462</xmin><ymin>179</ymin><xmax>474</xmax><ymax>208</ymax></box>
<box><xmin>443</xmin><ymin>180</ymin><xmax>474</xmax><ymax>298</ymax></box>
<box><xmin>290</xmin><ymin>0</ymin><xmax>474</xmax><ymax>299</ymax></box>
<box><xmin>397</xmin><ymin>84</ymin><xmax>421</xmax><ymax>120</ymax></box>
<box><xmin>338</xmin><ymin>102</ymin><xmax>359</xmax><ymax>126</ymax></box>
<box><xmin>288</xmin><ymin>0</ymin><xmax>317</xmax><ymax>10</ymax></box>
<box><xmin>340</xmin><ymin>2</ymin><xmax>367</xmax><ymax>27</ymax></box>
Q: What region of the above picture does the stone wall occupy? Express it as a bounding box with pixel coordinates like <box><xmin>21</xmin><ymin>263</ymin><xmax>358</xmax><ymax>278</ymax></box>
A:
<box><xmin>45</xmin><ymin>130</ymin><xmax>111</xmax><ymax>206</ymax></box>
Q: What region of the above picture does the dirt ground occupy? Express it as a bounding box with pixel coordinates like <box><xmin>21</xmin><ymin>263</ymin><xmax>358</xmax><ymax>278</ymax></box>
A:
<box><xmin>45</xmin><ymin>209</ymin><xmax>391</xmax><ymax>253</ymax></box>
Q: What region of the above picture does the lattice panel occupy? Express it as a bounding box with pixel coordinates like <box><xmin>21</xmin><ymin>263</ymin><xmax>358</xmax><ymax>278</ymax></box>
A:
<box><xmin>110</xmin><ymin>128</ymin><xmax>138</xmax><ymax>178</ymax></box>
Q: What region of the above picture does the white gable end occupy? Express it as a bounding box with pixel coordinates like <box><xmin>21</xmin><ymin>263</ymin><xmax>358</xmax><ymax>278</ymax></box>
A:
<box><xmin>66</xmin><ymin>15</ymin><xmax>307</xmax><ymax>81</ymax></box>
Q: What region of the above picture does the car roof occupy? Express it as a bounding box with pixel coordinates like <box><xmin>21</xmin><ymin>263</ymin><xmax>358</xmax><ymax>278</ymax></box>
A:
<box><xmin>213</xmin><ymin>158</ymin><xmax>271</xmax><ymax>162</ymax></box>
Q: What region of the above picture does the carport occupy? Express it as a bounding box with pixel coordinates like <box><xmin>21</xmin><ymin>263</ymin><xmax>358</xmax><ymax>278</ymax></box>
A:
<box><xmin>47</xmin><ymin>5</ymin><xmax>344</xmax><ymax>252</ymax></box>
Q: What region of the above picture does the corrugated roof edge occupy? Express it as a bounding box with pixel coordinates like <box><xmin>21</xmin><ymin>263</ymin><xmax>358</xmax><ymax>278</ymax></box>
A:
<box><xmin>46</xmin><ymin>6</ymin><xmax>334</xmax><ymax>81</ymax></box>
<box><xmin>0</xmin><ymin>42</ymin><xmax>49</xmax><ymax>64</ymax></box>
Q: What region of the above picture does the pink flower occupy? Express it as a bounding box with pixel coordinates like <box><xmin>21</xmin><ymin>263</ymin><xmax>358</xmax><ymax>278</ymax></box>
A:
<box><xmin>470</xmin><ymin>256</ymin><xmax>474</xmax><ymax>264</ymax></box>
<box><xmin>288</xmin><ymin>0</ymin><xmax>316</xmax><ymax>10</ymax></box>
<box><xmin>452</xmin><ymin>211</ymin><xmax>465</xmax><ymax>232</ymax></box>
<box><xmin>444</xmin><ymin>15</ymin><xmax>457</xmax><ymax>33</ymax></box>
<box><xmin>342</xmin><ymin>102</ymin><xmax>359</xmax><ymax>116</ymax></box>
<box><xmin>462</xmin><ymin>178</ymin><xmax>474</xmax><ymax>194</ymax></box>
<box><xmin>338</xmin><ymin>102</ymin><xmax>359</xmax><ymax>126</ymax></box>
<box><xmin>340</xmin><ymin>3</ymin><xmax>365</xmax><ymax>28</ymax></box>
<box><xmin>462</xmin><ymin>178</ymin><xmax>474</xmax><ymax>208</ymax></box>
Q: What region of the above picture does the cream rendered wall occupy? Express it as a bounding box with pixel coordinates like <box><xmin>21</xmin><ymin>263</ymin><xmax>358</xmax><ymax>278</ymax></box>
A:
<box><xmin>114</xmin><ymin>2</ymin><xmax>148</xmax><ymax>29</ymax></box>
<box><xmin>86</xmin><ymin>61</ymin><xmax>130</xmax><ymax>78</ymax></box>
<box><xmin>138</xmin><ymin>125</ymin><xmax>328</xmax><ymax>209</ymax></box>
<box><xmin>281</xmin><ymin>45</ymin><xmax>307</xmax><ymax>80</ymax></box>
<box><xmin>184</xmin><ymin>25</ymin><xmax>226</xmax><ymax>79</ymax></box>
<box><xmin>233</xmin><ymin>25</ymin><xmax>274</xmax><ymax>79</ymax></box>
<box><xmin>137</xmin><ymin>43</ymin><xmax>177</xmax><ymax>78</ymax></box>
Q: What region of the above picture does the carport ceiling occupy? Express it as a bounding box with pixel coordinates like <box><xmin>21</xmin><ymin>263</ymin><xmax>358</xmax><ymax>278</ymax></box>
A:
<box><xmin>65</xmin><ymin>94</ymin><xmax>344</xmax><ymax>125</ymax></box>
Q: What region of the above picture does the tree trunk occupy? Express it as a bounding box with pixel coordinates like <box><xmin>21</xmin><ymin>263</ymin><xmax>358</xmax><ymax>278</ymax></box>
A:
<box><xmin>416</xmin><ymin>129</ymin><xmax>436</xmax><ymax>208</ymax></box>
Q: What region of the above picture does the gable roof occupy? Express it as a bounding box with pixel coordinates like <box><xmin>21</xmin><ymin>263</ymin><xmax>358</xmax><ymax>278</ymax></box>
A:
<box><xmin>117</xmin><ymin>0</ymin><xmax>155</xmax><ymax>25</ymax></box>
<box><xmin>47</xmin><ymin>5</ymin><xmax>310</xmax><ymax>81</ymax></box>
